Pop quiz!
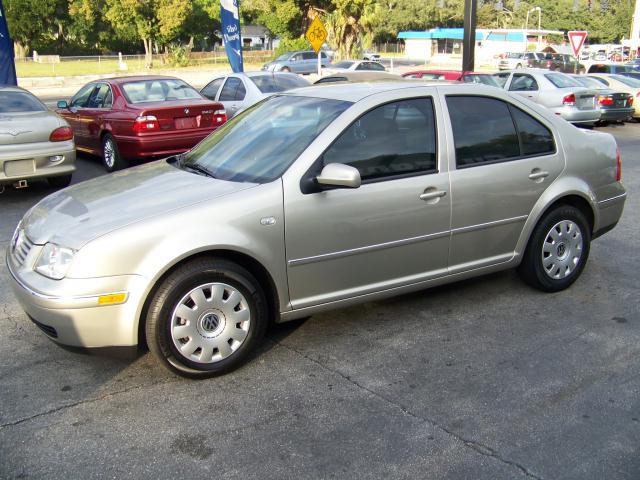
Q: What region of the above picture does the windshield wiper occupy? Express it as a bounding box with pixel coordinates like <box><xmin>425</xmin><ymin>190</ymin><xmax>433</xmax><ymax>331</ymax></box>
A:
<box><xmin>182</xmin><ymin>163</ymin><xmax>216</xmax><ymax>179</ymax></box>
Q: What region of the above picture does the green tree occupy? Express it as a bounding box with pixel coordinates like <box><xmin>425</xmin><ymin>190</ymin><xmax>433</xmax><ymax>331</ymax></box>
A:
<box><xmin>4</xmin><ymin>0</ymin><xmax>58</xmax><ymax>56</ymax></box>
<box><xmin>105</xmin><ymin>0</ymin><xmax>192</xmax><ymax>66</ymax></box>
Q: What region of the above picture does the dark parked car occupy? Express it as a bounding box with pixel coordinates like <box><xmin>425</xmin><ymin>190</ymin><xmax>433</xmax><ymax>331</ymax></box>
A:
<box><xmin>57</xmin><ymin>76</ymin><xmax>227</xmax><ymax>172</ymax></box>
<box><xmin>571</xmin><ymin>75</ymin><xmax>634</xmax><ymax>122</ymax></box>
<box><xmin>587</xmin><ymin>63</ymin><xmax>632</xmax><ymax>74</ymax></box>
<box><xmin>545</xmin><ymin>54</ymin><xmax>586</xmax><ymax>74</ymax></box>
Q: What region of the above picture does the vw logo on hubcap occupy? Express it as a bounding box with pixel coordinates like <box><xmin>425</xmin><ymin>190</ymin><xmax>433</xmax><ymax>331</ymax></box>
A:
<box><xmin>557</xmin><ymin>243</ymin><xmax>566</xmax><ymax>257</ymax></box>
<box><xmin>201</xmin><ymin>313</ymin><xmax>219</xmax><ymax>332</ymax></box>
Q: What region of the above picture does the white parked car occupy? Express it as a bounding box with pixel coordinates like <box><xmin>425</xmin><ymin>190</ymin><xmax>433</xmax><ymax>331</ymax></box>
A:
<box><xmin>323</xmin><ymin>60</ymin><xmax>386</xmax><ymax>75</ymax></box>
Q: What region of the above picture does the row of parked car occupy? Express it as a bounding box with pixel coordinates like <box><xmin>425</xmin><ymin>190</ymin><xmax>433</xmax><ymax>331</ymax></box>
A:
<box><xmin>1</xmin><ymin>63</ymin><xmax>636</xmax><ymax>191</ymax></box>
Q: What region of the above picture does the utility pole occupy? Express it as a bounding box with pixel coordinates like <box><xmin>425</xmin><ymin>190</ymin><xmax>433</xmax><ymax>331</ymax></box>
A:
<box><xmin>462</xmin><ymin>0</ymin><xmax>478</xmax><ymax>71</ymax></box>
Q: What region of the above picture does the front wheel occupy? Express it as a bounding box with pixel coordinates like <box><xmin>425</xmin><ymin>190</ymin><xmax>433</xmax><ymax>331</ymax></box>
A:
<box><xmin>145</xmin><ymin>258</ymin><xmax>268</xmax><ymax>378</ymax></box>
<box><xmin>280</xmin><ymin>66</ymin><xmax>291</xmax><ymax>73</ymax></box>
<box><xmin>101</xmin><ymin>133</ymin><xmax>127</xmax><ymax>172</ymax></box>
<box><xmin>518</xmin><ymin>205</ymin><xmax>591</xmax><ymax>292</ymax></box>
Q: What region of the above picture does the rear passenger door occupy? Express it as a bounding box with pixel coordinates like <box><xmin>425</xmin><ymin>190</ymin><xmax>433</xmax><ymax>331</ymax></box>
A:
<box><xmin>441</xmin><ymin>89</ymin><xmax>564</xmax><ymax>273</ymax></box>
<box><xmin>218</xmin><ymin>77</ymin><xmax>247</xmax><ymax>118</ymax></box>
<box><xmin>508</xmin><ymin>73</ymin><xmax>540</xmax><ymax>102</ymax></box>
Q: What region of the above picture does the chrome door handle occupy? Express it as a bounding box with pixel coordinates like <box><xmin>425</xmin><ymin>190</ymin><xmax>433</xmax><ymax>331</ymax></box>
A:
<box><xmin>419</xmin><ymin>190</ymin><xmax>447</xmax><ymax>201</ymax></box>
<box><xmin>529</xmin><ymin>170</ymin><xmax>549</xmax><ymax>180</ymax></box>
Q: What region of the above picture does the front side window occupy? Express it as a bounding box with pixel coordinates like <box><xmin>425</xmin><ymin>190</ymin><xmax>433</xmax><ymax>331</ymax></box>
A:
<box><xmin>71</xmin><ymin>84</ymin><xmax>96</xmax><ymax>107</ymax></box>
<box><xmin>87</xmin><ymin>84</ymin><xmax>112</xmax><ymax>108</ymax></box>
<box><xmin>181</xmin><ymin>95</ymin><xmax>351</xmax><ymax>183</ymax></box>
<box><xmin>323</xmin><ymin>98</ymin><xmax>437</xmax><ymax>181</ymax></box>
<box><xmin>447</xmin><ymin>96</ymin><xmax>554</xmax><ymax>167</ymax></box>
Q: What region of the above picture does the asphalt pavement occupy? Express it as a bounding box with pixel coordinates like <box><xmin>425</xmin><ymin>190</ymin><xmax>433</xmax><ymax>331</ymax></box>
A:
<box><xmin>0</xmin><ymin>124</ymin><xmax>639</xmax><ymax>479</ymax></box>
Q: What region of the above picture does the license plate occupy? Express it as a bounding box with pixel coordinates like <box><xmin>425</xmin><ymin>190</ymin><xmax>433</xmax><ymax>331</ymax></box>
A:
<box><xmin>3</xmin><ymin>159</ymin><xmax>34</xmax><ymax>177</ymax></box>
<box><xmin>175</xmin><ymin>117</ymin><xmax>198</xmax><ymax>129</ymax></box>
<box><xmin>616</xmin><ymin>100</ymin><xmax>625</xmax><ymax>107</ymax></box>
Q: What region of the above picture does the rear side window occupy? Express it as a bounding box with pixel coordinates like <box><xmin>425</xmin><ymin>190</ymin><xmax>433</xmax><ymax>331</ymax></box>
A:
<box><xmin>510</xmin><ymin>74</ymin><xmax>538</xmax><ymax>91</ymax></box>
<box><xmin>250</xmin><ymin>74</ymin><xmax>309</xmax><ymax>93</ymax></box>
<box><xmin>219</xmin><ymin>77</ymin><xmax>246</xmax><ymax>101</ymax></box>
<box><xmin>447</xmin><ymin>96</ymin><xmax>554</xmax><ymax>167</ymax></box>
<box><xmin>201</xmin><ymin>78</ymin><xmax>225</xmax><ymax>100</ymax></box>
<box><xmin>545</xmin><ymin>73</ymin><xmax>580</xmax><ymax>88</ymax></box>
<box><xmin>323</xmin><ymin>98</ymin><xmax>437</xmax><ymax>181</ymax></box>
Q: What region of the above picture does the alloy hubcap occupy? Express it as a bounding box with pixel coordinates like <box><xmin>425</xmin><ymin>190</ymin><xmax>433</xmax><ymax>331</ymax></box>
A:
<box><xmin>104</xmin><ymin>140</ymin><xmax>115</xmax><ymax>168</ymax></box>
<box><xmin>541</xmin><ymin>220</ymin><xmax>583</xmax><ymax>280</ymax></box>
<box><xmin>170</xmin><ymin>282</ymin><xmax>251</xmax><ymax>364</ymax></box>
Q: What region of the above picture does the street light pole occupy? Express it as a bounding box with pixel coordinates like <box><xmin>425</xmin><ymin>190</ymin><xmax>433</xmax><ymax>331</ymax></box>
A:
<box><xmin>462</xmin><ymin>0</ymin><xmax>478</xmax><ymax>72</ymax></box>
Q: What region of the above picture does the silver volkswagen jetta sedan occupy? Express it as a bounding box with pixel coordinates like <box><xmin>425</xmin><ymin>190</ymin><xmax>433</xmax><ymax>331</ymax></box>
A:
<box><xmin>8</xmin><ymin>82</ymin><xmax>626</xmax><ymax>377</ymax></box>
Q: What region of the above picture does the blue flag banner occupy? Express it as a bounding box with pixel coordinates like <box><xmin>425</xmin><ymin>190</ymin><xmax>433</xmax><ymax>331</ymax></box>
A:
<box><xmin>0</xmin><ymin>0</ymin><xmax>17</xmax><ymax>86</ymax></box>
<box><xmin>220</xmin><ymin>0</ymin><xmax>243</xmax><ymax>73</ymax></box>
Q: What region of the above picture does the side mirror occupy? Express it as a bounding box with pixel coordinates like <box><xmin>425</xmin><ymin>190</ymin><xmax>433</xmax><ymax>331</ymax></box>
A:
<box><xmin>57</xmin><ymin>100</ymin><xmax>69</xmax><ymax>109</ymax></box>
<box><xmin>316</xmin><ymin>163</ymin><xmax>361</xmax><ymax>189</ymax></box>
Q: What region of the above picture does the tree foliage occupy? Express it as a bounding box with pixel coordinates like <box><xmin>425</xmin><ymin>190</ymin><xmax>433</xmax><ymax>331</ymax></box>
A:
<box><xmin>2</xmin><ymin>0</ymin><xmax>637</xmax><ymax>57</ymax></box>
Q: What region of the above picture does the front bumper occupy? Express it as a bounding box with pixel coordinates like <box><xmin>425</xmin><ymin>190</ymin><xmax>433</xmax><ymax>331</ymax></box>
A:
<box><xmin>0</xmin><ymin>140</ymin><xmax>75</xmax><ymax>184</ymax></box>
<box><xmin>7</xmin><ymin>248</ymin><xmax>148</xmax><ymax>348</ymax></box>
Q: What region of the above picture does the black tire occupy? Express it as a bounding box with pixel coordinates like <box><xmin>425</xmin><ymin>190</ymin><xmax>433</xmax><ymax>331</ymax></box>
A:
<box><xmin>518</xmin><ymin>205</ymin><xmax>591</xmax><ymax>292</ymax></box>
<box><xmin>280</xmin><ymin>66</ymin><xmax>291</xmax><ymax>73</ymax></box>
<box><xmin>47</xmin><ymin>174</ymin><xmax>72</xmax><ymax>188</ymax></box>
<box><xmin>101</xmin><ymin>133</ymin><xmax>127</xmax><ymax>172</ymax></box>
<box><xmin>145</xmin><ymin>258</ymin><xmax>268</xmax><ymax>378</ymax></box>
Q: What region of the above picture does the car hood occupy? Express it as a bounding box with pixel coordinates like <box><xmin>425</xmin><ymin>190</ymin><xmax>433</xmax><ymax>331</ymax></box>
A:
<box><xmin>22</xmin><ymin>159</ymin><xmax>257</xmax><ymax>250</ymax></box>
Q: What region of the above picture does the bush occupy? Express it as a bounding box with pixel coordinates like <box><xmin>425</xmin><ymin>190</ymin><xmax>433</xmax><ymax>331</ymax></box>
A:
<box><xmin>273</xmin><ymin>37</ymin><xmax>311</xmax><ymax>59</ymax></box>
<box><xmin>167</xmin><ymin>45</ymin><xmax>191</xmax><ymax>67</ymax></box>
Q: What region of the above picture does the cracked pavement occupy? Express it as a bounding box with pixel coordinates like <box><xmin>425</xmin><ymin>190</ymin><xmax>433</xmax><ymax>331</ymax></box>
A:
<box><xmin>1</xmin><ymin>124</ymin><xmax>639</xmax><ymax>479</ymax></box>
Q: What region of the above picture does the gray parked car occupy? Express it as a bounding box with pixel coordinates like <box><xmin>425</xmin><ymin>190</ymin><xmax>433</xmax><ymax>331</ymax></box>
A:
<box><xmin>262</xmin><ymin>50</ymin><xmax>331</xmax><ymax>74</ymax></box>
<box><xmin>495</xmin><ymin>69</ymin><xmax>601</xmax><ymax>125</ymax></box>
<box><xmin>571</xmin><ymin>74</ymin><xmax>634</xmax><ymax>122</ymax></box>
<box><xmin>8</xmin><ymin>82</ymin><xmax>626</xmax><ymax>377</ymax></box>
<box><xmin>200</xmin><ymin>72</ymin><xmax>310</xmax><ymax>119</ymax></box>
<box><xmin>0</xmin><ymin>86</ymin><xmax>76</xmax><ymax>189</ymax></box>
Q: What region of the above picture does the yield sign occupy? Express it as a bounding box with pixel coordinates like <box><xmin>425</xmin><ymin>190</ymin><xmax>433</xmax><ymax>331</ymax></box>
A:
<box><xmin>568</xmin><ymin>31</ymin><xmax>588</xmax><ymax>58</ymax></box>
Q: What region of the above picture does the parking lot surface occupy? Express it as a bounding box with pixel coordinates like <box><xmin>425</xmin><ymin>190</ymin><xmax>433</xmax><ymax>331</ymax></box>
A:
<box><xmin>1</xmin><ymin>124</ymin><xmax>638</xmax><ymax>479</ymax></box>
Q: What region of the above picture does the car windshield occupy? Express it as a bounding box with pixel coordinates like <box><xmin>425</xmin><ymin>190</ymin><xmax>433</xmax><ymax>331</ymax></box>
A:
<box><xmin>573</xmin><ymin>76</ymin><xmax>606</xmax><ymax>88</ymax></box>
<box><xmin>121</xmin><ymin>79</ymin><xmax>201</xmax><ymax>104</ymax></box>
<box><xmin>463</xmin><ymin>74</ymin><xmax>500</xmax><ymax>87</ymax></box>
<box><xmin>0</xmin><ymin>91</ymin><xmax>47</xmax><ymax>112</ymax></box>
<box><xmin>334</xmin><ymin>61</ymin><xmax>354</xmax><ymax>69</ymax></box>
<box><xmin>249</xmin><ymin>74</ymin><xmax>309</xmax><ymax>93</ymax></box>
<box><xmin>180</xmin><ymin>95</ymin><xmax>352</xmax><ymax>183</ymax></box>
<box><xmin>276</xmin><ymin>54</ymin><xmax>291</xmax><ymax>61</ymax></box>
<box><xmin>545</xmin><ymin>73</ymin><xmax>581</xmax><ymax>88</ymax></box>
<box><xmin>611</xmin><ymin>74</ymin><xmax>640</xmax><ymax>87</ymax></box>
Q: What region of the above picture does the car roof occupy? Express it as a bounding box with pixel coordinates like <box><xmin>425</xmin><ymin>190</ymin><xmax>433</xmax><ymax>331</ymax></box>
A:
<box><xmin>105</xmin><ymin>75</ymin><xmax>181</xmax><ymax>84</ymax></box>
<box><xmin>0</xmin><ymin>85</ymin><xmax>33</xmax><ymax>93</ymax></box>
<box><xmin>290</xmin><ymin>80</ymin><xmax>466</xmax><ymax>102</ymax></box>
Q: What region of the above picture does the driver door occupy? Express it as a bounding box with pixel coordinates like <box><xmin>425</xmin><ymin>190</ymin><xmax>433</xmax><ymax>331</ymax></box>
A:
<box><xmin>283</xmin><ymin>96</ymin><xmax>451</xmax><ymax>309</ymax></box>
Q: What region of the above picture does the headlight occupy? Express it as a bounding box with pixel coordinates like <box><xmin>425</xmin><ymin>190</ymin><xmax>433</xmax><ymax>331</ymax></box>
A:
<box><xmin>34</xmin><ymin>243</ymin><xmax>75</xmax><ymax>280</ymax></box>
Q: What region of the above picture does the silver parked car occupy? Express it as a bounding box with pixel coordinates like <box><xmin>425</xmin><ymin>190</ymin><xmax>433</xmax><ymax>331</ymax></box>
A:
<box><xmin>8</xmin><ymin>82</ymin><xmax>626</xmax><ymax>377</ymax></box>
<box><xmin>0</xmin><ymin>86</ymin><xmax>75</xmax><ymax>189</ymax></box>
<box><xmin>323</xmin><ymin>60</ymin><xmax>387</xmax><ymax>75</ymax></box>
<box><xmin>495</xmin><ymin>69</ymin><xmax>601</xmax><ymax>125</ymax></box>
<box><xmin>262</xmin><ymin>50</ymin><xmax>331</xmax><ymax>74</ymax></box>
<box><xmin>200</xmin><ymin>72</ymin><xmax>310</xmax><ymax>119</ymax></box>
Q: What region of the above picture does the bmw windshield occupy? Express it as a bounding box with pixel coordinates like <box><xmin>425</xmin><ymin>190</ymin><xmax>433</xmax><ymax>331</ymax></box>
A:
<box><xmin>179</xmin><ymin>95</ymin><xmax>352</xmax><ymax>183</ymax></box>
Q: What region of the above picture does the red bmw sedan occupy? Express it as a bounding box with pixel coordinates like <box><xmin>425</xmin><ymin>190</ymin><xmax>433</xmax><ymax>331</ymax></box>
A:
<box><xmin>57</xmin><ymin>76</ymin><xmax>227</xmax><ymax>171</ymax></box>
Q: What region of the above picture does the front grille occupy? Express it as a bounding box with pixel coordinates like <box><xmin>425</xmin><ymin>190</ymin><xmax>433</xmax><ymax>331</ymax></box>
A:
<box><xmin>11</xmin><ymin>229</ymin><xmax>33</xmax><ymax>266</ymax></box>
<box><xmin>29</xmin><ymin>316</ymin><xmax>58</xmax><ymax>338</ymax></box>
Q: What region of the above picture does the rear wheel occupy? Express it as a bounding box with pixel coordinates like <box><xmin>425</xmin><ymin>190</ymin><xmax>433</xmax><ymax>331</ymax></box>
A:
<box><xmin>578</xmin><ymin>68</ymin><xmax>586</xmax><ymax>74</ymax></box>
<box><xmin>101</xmin><ymin>133</ymin><xmax>127</xmax><ymax>172</ymax></box>
<box><xmin>515</xmin><ymin>63</ymin><xmax>523</xmax><ymax>69</ymax></box>
<box><xmin>145</xmin><ymin>258</ymin><xmax>268</xmax><ymax>378</ymax></box>
<box><xmin>518</xmin><ymin>205</ymin><xmax>591</xmax><ymax>292</ymax></box>
<box><xmin>47</xmin><ymin>174</ymin><xmax>72</xmax><ymax>189</ymax></box>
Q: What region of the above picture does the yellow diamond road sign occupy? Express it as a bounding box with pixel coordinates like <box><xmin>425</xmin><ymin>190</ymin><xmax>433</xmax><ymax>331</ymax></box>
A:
<box><xmin>305</xmin><ymin>16</ymin><xmax>327</xmax><ymax>55</ymax></box>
